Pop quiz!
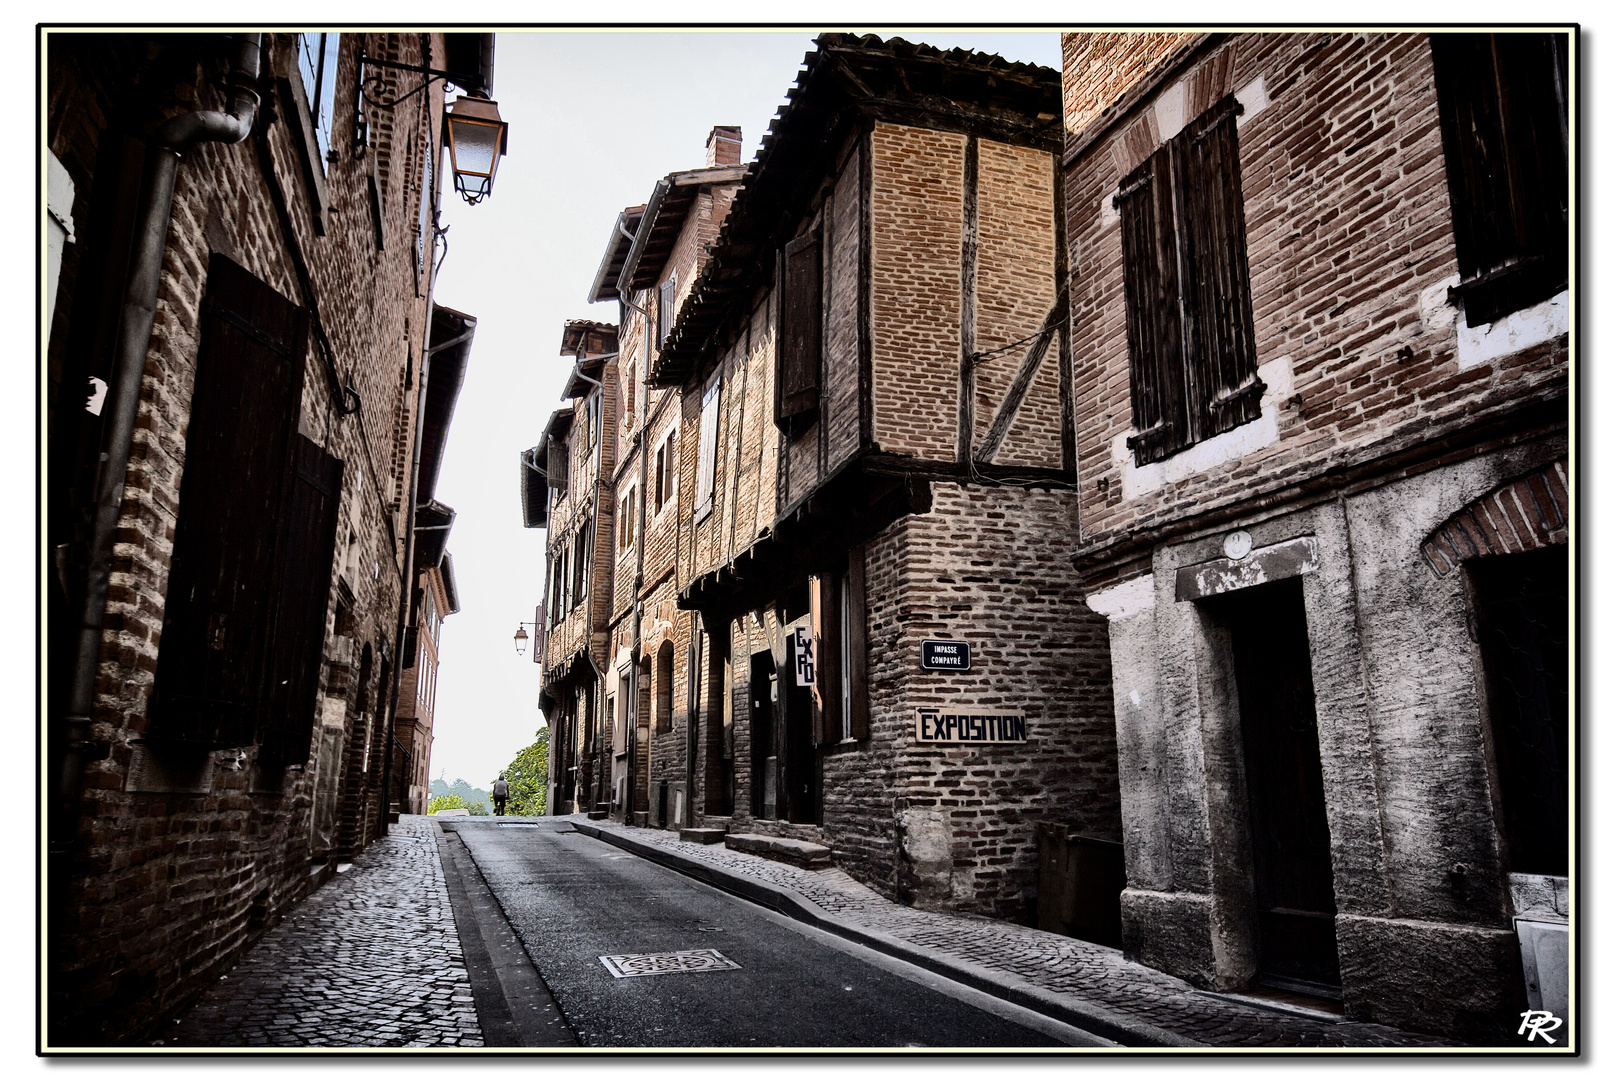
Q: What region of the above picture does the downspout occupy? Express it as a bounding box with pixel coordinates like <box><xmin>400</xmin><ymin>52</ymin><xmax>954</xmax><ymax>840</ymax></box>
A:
<box><xmin>56</xmin><ymin>34</ymin><xmax>263</xmax><ymax>849</ymax></box>
<box><xmin>619</xmin><ymin>286</ymin><xmax>653</xmax><ymax>824</ymax></box>
<box><xmin>382</xmin><ymin>315</ymin><xmax>476</xmax><ymax>829</ymax></box>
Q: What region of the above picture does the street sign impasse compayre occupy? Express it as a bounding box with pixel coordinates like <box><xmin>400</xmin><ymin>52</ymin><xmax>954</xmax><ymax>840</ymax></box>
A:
<box><xmin>920</xmin><ymin>639</ymin><xmax>971</xmax><ymax>670</ymax></box>
<box><xmin>914</xmin><ymin>707</ymin><xmax>1027</xmax><ymax>744</ymax></box>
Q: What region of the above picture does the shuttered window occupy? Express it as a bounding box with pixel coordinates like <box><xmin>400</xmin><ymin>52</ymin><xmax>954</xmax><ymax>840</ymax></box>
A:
<box><xmin>695</xmin><ymin>372</ymin><xmax>721</xmax><ymax>522</ymax></box>
<box><xmin>1430</xmin><ymin>33</ymin><xmax>1569</xmax><ymax>328</ymax></box>
<box><xmin>571</xmin><ymin>523</ymin><xmax>590</xmax><ymax>610</ymax></box>
<box><xmin>776</xmin><ymin>228</ymin><xmax>822</xmax><ymax>428</ymax></box>
<box><xmin>547</xmin><ymin>435</ymin><xmax>569</xmax><ymax>494</ymax></box>
<box><xmin>1116</xmin><ymin>95</ymin><xmax>1264</xmax><ymax>467</ymax></box>
<box><xmin>658</xmin><ymin>274</ymin><xmax>677</xmax><ymax>346</ymax></box>
<box><xmin>152</xmin><ymin>254</ymin><xmax>343</xmax><ymax>756</ymax></box>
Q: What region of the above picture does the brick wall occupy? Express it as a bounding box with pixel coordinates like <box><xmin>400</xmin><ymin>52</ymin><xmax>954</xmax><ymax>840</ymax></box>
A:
<box><xmin>1064</xmin><ymin>33</ymin><xmax>1569</xmax><ymax>561</ymax></box>
<box><xmin>47</xmin><ymin>32</ymin><xmax>446</xmax><ymax>1044</ymax></box>
<box><xmin>1061</xmin><ymin>32</ymin><xmax>1197</xmax><ymax>142</ymax></box>
<box><xmin>826</xmin><ymin>483</ymin><xmax>1118</xmax><ymax>918</ymax></box>
<box><xmin>870</xmin><ymin>123</ymin><xmax>964</xmax><ymax>462</ymax></box>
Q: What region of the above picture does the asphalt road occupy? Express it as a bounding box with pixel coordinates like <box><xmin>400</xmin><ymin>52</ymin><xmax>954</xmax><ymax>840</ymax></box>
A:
<box><xmin>446</xmin><ymin>818</ymin><xmax>1103</xmax><ymax>1049</ymax></box>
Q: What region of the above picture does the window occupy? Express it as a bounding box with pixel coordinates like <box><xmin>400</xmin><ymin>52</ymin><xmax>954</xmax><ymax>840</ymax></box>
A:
<box><xmin>658</xmin><ymin>273</ymin><xmax>678</xmax><ymax>346</ymax></box>
<box><xmin>653</xmin><ymin>430</ymin><xmax>675</xmax><ymax>513</ymax></box>
<box><xmin>624</xmin><ymin>362</ymin><xmax>637</xmax><ymax>421</ymax></box>
<box><xmin>619</xmin><ymin>489</ymin><xmax>635</xmax><ymax>553</ymax></box>
<box><xmin>296</xmin><ymin>34</ymin><xmax>340</xmax><ymax>169</ymax></box>
<box><xmin>547</xmin><ymin>435</ymin><xmax>569</xmax><ymax>496</ymax></box>
<box><xmin>776</xmin><ymin>227</ymin><xmax>822</xmax><ymax>429</ymax></box>
<box><xmin>1115</xmin><ymin>94</ymin><xmax>1264</xmax><ymax>467</ymax></box>
<box><xmin>1430</xmin><ymin>33</ymin><xmax>1569</xmax><ymax>328</ymax></box>
<box><xmin>695</xmin><ymin>373</ymin><xmax>721</xmax><ymax>521</ymax></box>
<box><xmin>588</xmin><ymin>392</ymin><xmax>602</xmax><ymax>450</ymax></box>
<box><xmin>656</xmin><ymin>641</ymin><xmax>675</xmax><ymax>733</ymax></box>
<box><xmin>570</xmin><ymin>524</ymin><xmax>589</xmax><ymax>610</ymax></box>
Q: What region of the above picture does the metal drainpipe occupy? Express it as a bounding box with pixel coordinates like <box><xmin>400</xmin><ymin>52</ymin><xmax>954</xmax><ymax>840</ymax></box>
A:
<box><xmin>56</xmin><ymin>34</ymin><xmax>263</xmax><ymax>850</ymax></box>
<box><xmin>382</xmin><ymin>316</ymin><xmax>476</xmax><ymax>830</ymax></box>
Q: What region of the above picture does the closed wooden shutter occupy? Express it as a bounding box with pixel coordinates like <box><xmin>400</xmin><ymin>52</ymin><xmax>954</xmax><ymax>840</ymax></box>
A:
<box><xmin>547</xmin><ymin>436</ymin><xmax>569</xmax><ymax>493</ymax></box>
<box><xmin>659</xmin><ymin>275</ymin><xmax>677</xmax><ymax>345</ymax></box>
<box><xmin>151</xmin><ymin>254</ymin><xmax>307</xmax><ymax>747</ymax></box>
<box><xmin>259</xmin><ymin>435</ymin><xmax>343</xmax><ymax>767</ymax></box>
<box><xmin>776</xmin><ymin>229</ymin><xmax>822</xmax><ymax>426</ymax></box>
<box><xmin>696</xmin><ymin>374</ymin><xmax>721</xmax><ymax>517</ymax></box>
<box><xmin>1117</xmin><ymin>147</ymin><xmax>1191</xmax><ymax>466</ymax></box>
<box><xmin>1178</xmin><ymin>95</ymin><xmax>1264</xmax><ymax>440</ymax></box>
<box><xmin>1431</xmin><ymin>33</ymin><xmax>1569</xmax><ymax>327</ymax></box>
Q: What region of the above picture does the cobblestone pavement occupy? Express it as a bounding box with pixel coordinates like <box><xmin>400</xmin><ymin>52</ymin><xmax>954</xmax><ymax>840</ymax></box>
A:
<box><xmin>167</xmin><ymin>816</ymin><xmax>481</xmax><ymax>1048</ymax></box>
<box><xmin>572</xmin><ymin>817</ymin><xmax>1457</xmax><ymax>1049</ymax></box>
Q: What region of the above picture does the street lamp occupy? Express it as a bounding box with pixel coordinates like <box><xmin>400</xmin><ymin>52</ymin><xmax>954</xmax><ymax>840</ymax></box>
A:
<box><xmin>353</xmin><ymin>50</ymin><xmax>509</xmax><ymax>205</ymax></box>
<box><xmin>444</xmin><ymin>95</ymin><xmax>508</xmax><ymax>205</ymax></box>
<box><xmin>513</xmin><ymin>620</ymin><xmax>540</xmax><ymax>656</ymax></box>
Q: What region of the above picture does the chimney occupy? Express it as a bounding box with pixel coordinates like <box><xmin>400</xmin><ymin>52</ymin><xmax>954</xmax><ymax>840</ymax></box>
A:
<box><xmin>705</xmin><ymin>126</ymin><xmax>743</xmax><ymax>167</ymax></box>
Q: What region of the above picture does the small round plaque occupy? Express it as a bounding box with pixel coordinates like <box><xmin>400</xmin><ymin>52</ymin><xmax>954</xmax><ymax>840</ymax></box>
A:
<box><xmin>1223</xmin><ymin>530</ymin><xmax>1253</xmax><ymax>561</ymax></box>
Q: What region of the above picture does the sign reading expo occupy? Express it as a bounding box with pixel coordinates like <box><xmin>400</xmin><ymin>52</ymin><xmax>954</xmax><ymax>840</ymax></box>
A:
<box><xmin>920</xmin><ymin>639</ymin><xmax>971</xmax><ymax>670</ymax></box>
<box><xmin>914</xmin><ymin>707</ymin><xmax>1027</xmax><ymax>744</ymax></box>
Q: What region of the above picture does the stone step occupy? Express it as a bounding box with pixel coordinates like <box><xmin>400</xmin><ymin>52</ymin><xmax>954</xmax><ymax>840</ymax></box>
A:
<box><xmin>587</xmin><ymin>809</ymin><xmax>609</xmax><ymax>820</ymax></box>
<box><xmin>679</xmin><ymin>827</ymin><xmax>728</xmax><ymax>845</ymax></box>
<box><xmin>723</xmin><ymin>832</ymin><xmax>832</xmax><ymax>868</ymax></box>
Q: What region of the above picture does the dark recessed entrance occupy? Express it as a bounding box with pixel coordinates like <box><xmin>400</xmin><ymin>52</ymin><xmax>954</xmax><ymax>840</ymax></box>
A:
<box><xmin>749</xmin><ymin>652</ymin><xmax>777</xmax><ymax>820</ymax></box>
<box><xmin>1209</xmin><ymin>576</ymin><xmax>1342</xmax><ymax>997</ymax></box>
<box><xmin>1470</xmin><ymin>545</ymin><xmax>1569</xmax><ymax>877</ymax></box>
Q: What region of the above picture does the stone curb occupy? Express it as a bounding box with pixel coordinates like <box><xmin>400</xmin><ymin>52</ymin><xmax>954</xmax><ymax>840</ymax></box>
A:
<box><xmin>570</xmin><ymin>819</ymin><xmax>1199</xmax><ymax>1049</ymax></box>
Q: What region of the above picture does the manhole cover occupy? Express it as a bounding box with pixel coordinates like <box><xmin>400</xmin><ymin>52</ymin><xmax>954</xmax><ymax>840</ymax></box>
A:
<box><xmin>598</xmin><ymin>949</ymin><xmax>741</xmax><ymax>978</ymax></box>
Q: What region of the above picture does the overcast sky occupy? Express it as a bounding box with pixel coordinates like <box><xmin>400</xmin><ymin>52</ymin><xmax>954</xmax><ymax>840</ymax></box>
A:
<box><xmin>425</xmin><ymin>30</ymin><xmax>1064</xmax><ymax>788</ymax></box>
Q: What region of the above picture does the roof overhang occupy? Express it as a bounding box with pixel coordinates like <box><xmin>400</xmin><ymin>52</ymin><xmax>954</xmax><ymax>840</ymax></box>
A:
<box><xmin>560</xmin><ymin>319</ymin><xmax>618</xmax><ymax>357</ymax></box>
<box><xmin>587</xmin><ymin>206</ymin><xmax>645</xmax><ymax>304</ymax></box>
<box><xmin>617</xmin><ymin>165</ymin><xmax>747</xmax><ymax>297</ymax></box>
<box><xmin>439</xmin><ymin>551</ymin><xmax>461</xmax><ymax>615</ymax></box>
<box><xmin>561</xmin><ymin>355</ymin><xmax>607</xmax><ymax>400</ymax></box>
<box><xmin>414</xmin><ymin>499</ymin><xmax>456</xmax><ymax>572</ymax></box>
<box><xmin>520</xmin><ymin>446</ymin><xmax>547</xmax><ymax>529</ymax></box>
<box><xmin>544</xmin><ymin>408</ymin><xmax>575</xmax><ymax>443</ymax></box>
<box><xmin>420</xmin><ymin>304</ymin><xmax>476</xmax><ymax>503</ymax></box>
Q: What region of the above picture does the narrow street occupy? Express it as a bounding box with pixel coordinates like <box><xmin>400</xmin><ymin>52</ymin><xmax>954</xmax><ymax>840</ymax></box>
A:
<box><xmin>440</xmin><ymin>817</ymin><xmax>1090</xmax><ymax>1048</ymax></box>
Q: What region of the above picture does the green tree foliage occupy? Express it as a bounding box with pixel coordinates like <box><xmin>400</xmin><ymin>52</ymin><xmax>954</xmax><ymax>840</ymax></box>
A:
<box><xmin>500</xmin><ymin>727</ymin><xmax>550</xmax><ymax>816</ymax></box>
<box><xmin>428</xmin><ymin>793</ymin><xmax>467</xmax><ymax>814</ymax></box>
<box><xmin>430</xmin><ymin>777</ymin><xmax>490</xmax><ymax>815</ymax></box>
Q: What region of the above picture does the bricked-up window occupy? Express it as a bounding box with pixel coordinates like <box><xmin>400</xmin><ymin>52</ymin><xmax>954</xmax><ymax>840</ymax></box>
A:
<box><xmin>151</xmin><ymin>254</ymin><xmax>341</xmax><ymax>760</ymax></box>
<box><xmin>658</xmin><ymin>273</ymin><xmax>678</xmax><ymax>346</ymax></box>
<box><xmin>695</xmin><ymin>372</ymin><xmax>722</xmax><ymax>522</ymax></box>
<box><xmin>1430</xmin><ymin>33</ymin><xmax>1569</xmax><ymax>328</ymax></box>
<box><xmin>656</xmin><ymin>641</ymin><xmax>675</xmax><ymax>733</ymax></box>
<box><xmin>1116</xmin><ymin>95</ymin><xmax>1264</xmax><ymax>467</ymax></box>
<box><xmin>776</xmin><ymin>227</ymin><xmax>822</xmax><ymax>430</ymax></box>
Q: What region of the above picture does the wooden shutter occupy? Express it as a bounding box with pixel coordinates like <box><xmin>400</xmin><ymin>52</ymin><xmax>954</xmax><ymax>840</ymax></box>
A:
<box><xmin>1177</xmin><ymin>95</ymin><xmax>1264</xmax><ymax>441</ymax></box>
<box><xmin>810</xmin><ymin>575</ymin><xmax>838</xmax><ymax>746</ymax></box>
<box><xmin>547</xmin><ymin>436</ymin><xmax>568</xmax><ymax>492</ymax></box>
<box><xmin>696</xmin><ymin>375</ymin><xmax>721</xmax><ymax>515</ymax></box>
<box><xmin>1431</xmin><ymin>33</ymin><xmax>1569</xmax><ymax>327</ymax></box>
<box><xmin>1117</xmin><ymin>147</ymin><xmax>1191</xmax><ymax>466</ymax></box>
<box><xmin>151</xmin><ymin>254</ymin><xmax>307</xmax><ymax>746</ymax></box>
<box><xmin>659</xmin><ymin>276</ymin><xmax>677</xmax><ymax>345</ymax></box>
<box><xmin>776</xmin><ymin>229</ymin><xmax>822</xmax><ymax>427</ymax></box>
<box><xmin>259</xmin><ymin>435</ymin><xmax>343</xmax><ymax>767</ymax></box>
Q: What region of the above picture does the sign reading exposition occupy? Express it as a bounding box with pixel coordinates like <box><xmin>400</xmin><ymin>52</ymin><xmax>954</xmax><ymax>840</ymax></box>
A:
<box><xmin>920</xmin><ymin>639</ymin><xmax>971</xmax><ymax>671</ymax></box>
<box><xmin>914</xmin><ymin>707</ymin><xmax>1028</xmax><ymax>744</ymax></box>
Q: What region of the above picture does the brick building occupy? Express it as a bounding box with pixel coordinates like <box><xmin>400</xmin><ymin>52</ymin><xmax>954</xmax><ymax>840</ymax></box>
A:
<box><xmin>629</xmin><ymin>35</ymin><xmax>1121</xmax><ymax>922</ymax></box>
<box><xmin>527</xmin><ymin>319</ymin><xmax>618</xmax><ymax>816</ymax></box>
<box><xmin>44</xmin><ymin>31</ymin><xmax>492</xmax><ymax>1044</ymax></box>
<box><xmin>1061</xmin><ymin>32</ymin><xmax>1572</xmax><ymax>1040</ymax></box>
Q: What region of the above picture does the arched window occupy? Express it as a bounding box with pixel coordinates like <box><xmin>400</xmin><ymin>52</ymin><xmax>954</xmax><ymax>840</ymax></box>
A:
<box><xmin>656</xmin><ymin>641</ymin><xmax>675</xmax><ymax>733</ymax></box>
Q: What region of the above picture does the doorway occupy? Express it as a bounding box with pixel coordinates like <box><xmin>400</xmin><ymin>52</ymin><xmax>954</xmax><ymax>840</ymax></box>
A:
<box><xmin>1210</xmin><ymin>577</ymin><xmax>1341</xmax><ymax>997</ymax></box>
<box><xmin>1471</xmin><ymin>545</ymin><xmax>1568</xmax><ymax>876</ymax></box>
<box><xmin>749</xmin><ymin>651</ymin><xmax>778</xmax><ymax>819</ymax></box>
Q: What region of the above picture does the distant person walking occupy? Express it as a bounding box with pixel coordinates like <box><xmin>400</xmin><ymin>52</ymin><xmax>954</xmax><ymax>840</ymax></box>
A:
<box><xmin>492</xmin><ymin>774</ymin><xmax>510</xmax><ymax>817</ymax></box>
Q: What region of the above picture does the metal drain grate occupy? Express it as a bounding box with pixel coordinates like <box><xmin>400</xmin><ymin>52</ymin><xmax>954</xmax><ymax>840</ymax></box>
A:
<box><xmin>598</xmin><ymin>949</ymin><xmax>741</xmax><ymax>978</ymax></box>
